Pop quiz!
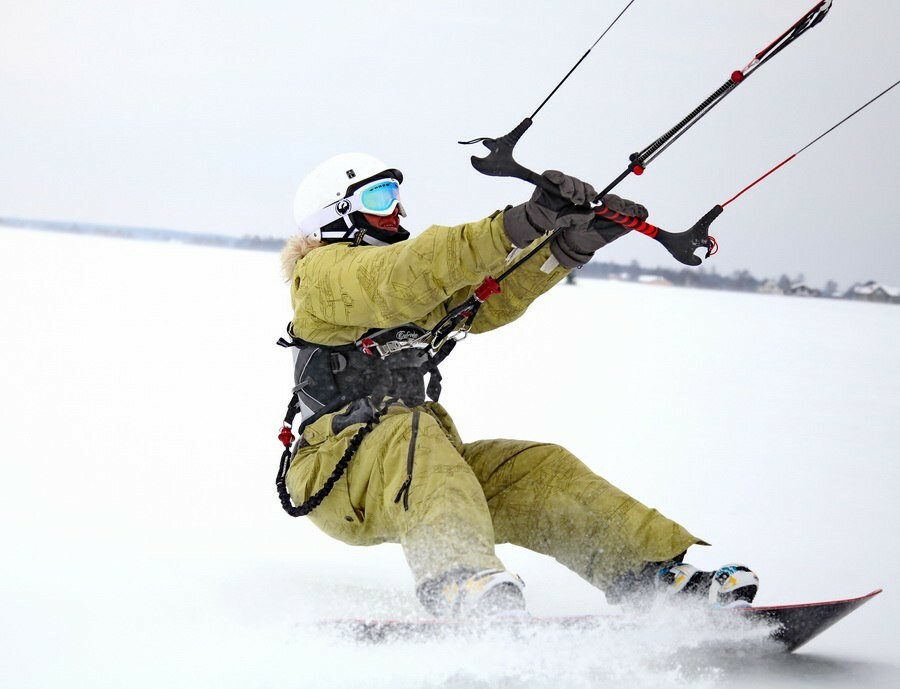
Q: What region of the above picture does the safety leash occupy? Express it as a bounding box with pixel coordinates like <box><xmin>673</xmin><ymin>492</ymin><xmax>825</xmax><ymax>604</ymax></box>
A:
<box><xmin>276</xmin><ymin>397</ymin><xmax>395</xmax><ymax>518</ymax></box>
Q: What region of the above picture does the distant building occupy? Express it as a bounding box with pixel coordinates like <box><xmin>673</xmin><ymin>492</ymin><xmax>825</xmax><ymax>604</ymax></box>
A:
<box><xmin>843</xmin><ymin>281</ymin><xmax>900</xmax><ymax>304</ymax></box>
<box><xmin>758</xmin><ymin>279</ymin><xmax>783</xmax><ymax>295</ymax></box>
<box><xmin>637</xmin><ymin>274</ymin><xmax>672</xmax><ymax>287</ymax></box>
<box><xmin>788</xmin><ymin>282</ymin><xmax>821</xmax><ymax>298</ymax></box>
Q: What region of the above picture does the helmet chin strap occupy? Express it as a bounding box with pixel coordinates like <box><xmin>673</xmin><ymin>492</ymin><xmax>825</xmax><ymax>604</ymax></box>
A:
<box><xmin>335</xmin><ymin>213</ymin><xmax>371</xmax><ymax>246</ymax></box>
<box><xmin>343</xmin><ymin>213</ymin><xmax>397</xmax><ymax>247</ymax></box>
<box><xmin>345</xmin><ymin>214</ymin><xmax>367</xmax><ymax>246</ymax></box>
<box><xmin>319</xmin><ymin>216</ymin><xmax>395</xmax><ymax>247</ymax></box>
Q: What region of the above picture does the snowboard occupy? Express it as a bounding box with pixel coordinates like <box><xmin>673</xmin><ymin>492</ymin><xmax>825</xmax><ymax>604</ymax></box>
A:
<box><xmin>328</xmin><ymin>589</ymin><xmax>881</xmax><ymax>652</ymax></box>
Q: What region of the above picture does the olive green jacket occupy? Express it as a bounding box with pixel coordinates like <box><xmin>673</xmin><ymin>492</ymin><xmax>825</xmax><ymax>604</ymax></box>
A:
<box><xmin>288</xmin><ymin>210</ymin><xmax>569</xmax><ymax>346</ymax></box>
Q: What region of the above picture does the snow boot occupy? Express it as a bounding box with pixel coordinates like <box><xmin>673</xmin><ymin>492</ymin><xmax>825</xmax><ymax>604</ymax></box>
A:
<box><xmin>657</xmin><ymin>563</ymin><xmax>759</xmax><ymax>607</ymax></box>
<box><xmin>417</xmin><ymin>568</ymin><xmax>527</xmax><ymax>618</ymax></box>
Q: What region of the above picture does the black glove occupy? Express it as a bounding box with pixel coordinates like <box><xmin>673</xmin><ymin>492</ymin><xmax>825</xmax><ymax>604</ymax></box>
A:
<box><xmin>551</xmin><ymin>194</ymin><xmax>649</xmax><ymax>268</ymax></box>
<box><xmin>503</xmin><ymin>170</ymin><xmax>596</xmax><ymax>248</ymax></box>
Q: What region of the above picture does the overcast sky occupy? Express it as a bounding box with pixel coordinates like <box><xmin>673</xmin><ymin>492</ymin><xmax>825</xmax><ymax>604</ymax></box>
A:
<box><xmin>1</xmin><ymin>0</ymin><xmax>898</xmax><ymax>288</ymax></box>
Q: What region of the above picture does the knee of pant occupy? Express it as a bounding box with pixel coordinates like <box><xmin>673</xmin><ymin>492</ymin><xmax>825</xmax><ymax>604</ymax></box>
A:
<box><xmin>465</xmin><ymin>439</ymin><xmax>585</xmax><ymax>490</ymax></box>
<box><xmin>512</xmin><ymin>442</ymin><xmax>585</xmax><ymax>476</ymax></box>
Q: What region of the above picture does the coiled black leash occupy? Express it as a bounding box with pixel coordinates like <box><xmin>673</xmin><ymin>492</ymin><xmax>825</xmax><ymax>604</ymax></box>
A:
<box><xmin>276</xmin><ymin>398</ymin><xmax>393</xmax><ymax>518</ymax></box>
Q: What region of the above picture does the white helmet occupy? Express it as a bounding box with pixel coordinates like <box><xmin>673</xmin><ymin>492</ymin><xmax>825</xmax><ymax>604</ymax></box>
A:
<box><xmin>293</xmin><ymin>152</ymin><xmax>407</xmax><ymax>246</ymax></box>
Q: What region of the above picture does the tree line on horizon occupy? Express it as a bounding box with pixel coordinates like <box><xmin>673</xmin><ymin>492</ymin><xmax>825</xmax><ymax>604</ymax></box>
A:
<box><xmin>2</xmin><ymin>218</ymin><xmax>895</xmax><ymax>303</ymax></box>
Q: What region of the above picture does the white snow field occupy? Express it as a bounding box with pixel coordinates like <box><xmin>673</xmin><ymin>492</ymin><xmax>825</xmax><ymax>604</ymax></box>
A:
<box><xmin>2</xmin><ymin>226</ymin><xmax>898</xmax><ymax>689</ymax></box>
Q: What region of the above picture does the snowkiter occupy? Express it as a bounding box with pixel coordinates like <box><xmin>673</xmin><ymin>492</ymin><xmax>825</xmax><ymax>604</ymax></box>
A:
<box><xmin>279</xmin><ymin>152</ymin><xmax>758</xmax><ymax>616</ymax></box>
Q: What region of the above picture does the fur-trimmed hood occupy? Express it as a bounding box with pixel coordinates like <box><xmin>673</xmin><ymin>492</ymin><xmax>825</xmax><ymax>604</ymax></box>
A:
<box><xmin>280</xmin><ymin>234</ymin><xmax>324</xmax><ymax>281</ymax></box>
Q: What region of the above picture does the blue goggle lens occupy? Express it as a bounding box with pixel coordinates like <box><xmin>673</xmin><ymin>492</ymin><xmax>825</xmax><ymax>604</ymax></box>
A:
<box><xmin>359</xmin><ymin>180</ymin><xmax>400</xmax><ymax>213</ymax></box>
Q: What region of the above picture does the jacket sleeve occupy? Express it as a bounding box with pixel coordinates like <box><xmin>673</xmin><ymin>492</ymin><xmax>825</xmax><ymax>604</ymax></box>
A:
<box><xmin>293</xmin><ymin>211</ymin><xmax>515</xmax><ymax>333</ymax></box>
<box><xmin>445</xmin><ymin>237</ymin><xmax>570</xmax><ymax>335</ymax></box>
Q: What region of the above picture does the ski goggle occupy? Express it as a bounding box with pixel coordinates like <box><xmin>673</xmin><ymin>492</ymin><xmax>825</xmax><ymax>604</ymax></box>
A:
<box><xmin>351</xmin><ymin>178</ymin><xmax>402</xmax><ymax>216</ymax></box>
<box><xmin>301</xmin><ymin>177</ymin><xmax>406</xmax><ymax>240</ymax></box>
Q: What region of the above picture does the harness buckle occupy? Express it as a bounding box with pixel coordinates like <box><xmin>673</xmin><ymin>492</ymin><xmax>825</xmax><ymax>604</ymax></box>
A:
<box><xmin>359</xmin><ymin>332</ymin><xmax>432</xmax><ymax>359</ymax></box>
<box><xmin>378</xmin><ymin>340</ymin><xmax>407</xmax><ymax>356</ymax></box>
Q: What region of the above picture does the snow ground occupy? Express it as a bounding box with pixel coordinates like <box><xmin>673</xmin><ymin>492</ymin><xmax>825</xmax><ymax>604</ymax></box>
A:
<box><xmin>1</xmin><ymin>227</ymin><xmax>898</xmax><ymax>688</ymax></box>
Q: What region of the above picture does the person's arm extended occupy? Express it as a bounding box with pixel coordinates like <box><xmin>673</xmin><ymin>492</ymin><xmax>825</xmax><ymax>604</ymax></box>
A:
<box><xmin>292</xmin><ymin>212</ymin><xmax>514</xmax><ymax>331</ymax></box>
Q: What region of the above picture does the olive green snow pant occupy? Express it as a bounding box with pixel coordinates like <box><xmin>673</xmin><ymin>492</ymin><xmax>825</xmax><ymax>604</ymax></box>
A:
<box><xmin>287</xmin><ymin>401</ymin><xmax>700</xmax><ymax>596</ymax></box>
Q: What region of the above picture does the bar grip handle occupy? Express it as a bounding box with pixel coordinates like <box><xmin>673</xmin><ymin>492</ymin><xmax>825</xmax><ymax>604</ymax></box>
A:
<box><xmin>595</xmin><ymin>205</ymin><xmax>659</xmax><ymax>237</ymax></box>
<box><xmin>594</xmin><ymin>204</ymin><xmax>723</xmax><ymax>266</ymax></box>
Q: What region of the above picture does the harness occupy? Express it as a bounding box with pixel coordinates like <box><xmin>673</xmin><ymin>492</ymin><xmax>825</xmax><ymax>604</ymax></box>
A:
<box><xmin>274</xmin><ymin>322</ymin><xmax>460</xmax><ymax>517</ymax></box>
<box><xmin>280</xmin><ymin>324</ymin><xmax>449</xmax><ymax>421</ymax></box>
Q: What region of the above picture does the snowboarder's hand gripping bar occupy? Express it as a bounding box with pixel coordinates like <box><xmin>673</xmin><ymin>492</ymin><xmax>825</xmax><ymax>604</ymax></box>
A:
<box><xmin>505</xmin><ymin>171</ymin><xmax>723</xmax><ymax>268</ymax></box>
